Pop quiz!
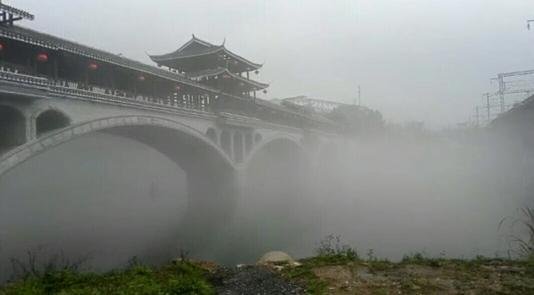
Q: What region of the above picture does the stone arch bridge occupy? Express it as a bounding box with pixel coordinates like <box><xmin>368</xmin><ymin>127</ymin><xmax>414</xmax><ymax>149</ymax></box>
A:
<box><xmin>0</xmin><ymin>3</ymin><xmax>343</xmax><ymax>277</ymax></box>
<box><xmin>0</xmin><ymin>79</ymin><xmax>339</xmax><ymax>227</ymax></box>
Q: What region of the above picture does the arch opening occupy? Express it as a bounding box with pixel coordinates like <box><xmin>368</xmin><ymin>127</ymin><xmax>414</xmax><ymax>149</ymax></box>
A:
<box><xmin>0</xmin><ymin>105</ymin><xmax>25</xmax><ymax>151</ymax></box>
<box><xmin>36</xmin><ymin>110</ymin><xmax>70</xmax><ymax>137</ymax></box>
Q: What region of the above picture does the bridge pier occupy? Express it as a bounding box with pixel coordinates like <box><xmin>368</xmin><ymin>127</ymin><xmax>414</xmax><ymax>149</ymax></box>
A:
<box><xmin>27</xmin><ymin>116</ymin><xmax>36</xmax><ymax>142</ymax></box>
<box><xmin>173</xmin><ymin>160</ymin><xmax>241</xmax><ymax>260</ymax></box>
<box><xmin>215</xmin><ymin>128</ymin><xmax>254</xmax><ymax>164</ymax></box>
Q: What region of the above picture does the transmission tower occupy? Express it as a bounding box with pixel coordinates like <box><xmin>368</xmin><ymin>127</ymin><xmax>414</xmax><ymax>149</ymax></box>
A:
<box><xmin>466</xmin><ymin>18</ymin><xmax>534</xmax><ymax>127</ymax></box>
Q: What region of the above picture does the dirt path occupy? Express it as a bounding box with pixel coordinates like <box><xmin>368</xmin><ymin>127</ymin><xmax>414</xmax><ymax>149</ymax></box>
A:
<box><xmin>211</xmin><ymin>266</ymin><xmax>304</xmax><ymax>294</ymax></box>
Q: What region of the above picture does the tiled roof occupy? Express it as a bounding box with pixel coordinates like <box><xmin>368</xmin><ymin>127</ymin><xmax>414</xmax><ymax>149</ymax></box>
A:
<box><xmin>187</xmin><ymin>67</ymin><xmax>268</xmax><ymax>90</ymax></box>
<box><xmin>149</xmin><ymin>36</ymin><xmax>262</xmax><ymax>70</ymax></box>
<box><xmin>0</xmin><ymin>25</ymin><xmax>218</xmax><ymax>92</ymax></box>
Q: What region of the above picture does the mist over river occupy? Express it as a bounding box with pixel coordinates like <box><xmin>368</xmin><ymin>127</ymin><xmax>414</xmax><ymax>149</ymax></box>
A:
<box><xmin>0</xmin><ymin>130</ymin><xmax>532</xmax><ymax>281</ymax></box>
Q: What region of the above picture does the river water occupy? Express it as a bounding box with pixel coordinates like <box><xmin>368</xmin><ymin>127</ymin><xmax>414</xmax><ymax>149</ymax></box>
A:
<box><xmin>0</xmin><ymin>131</ymin><xmax>532</xmax><ymax>281</ymax></box>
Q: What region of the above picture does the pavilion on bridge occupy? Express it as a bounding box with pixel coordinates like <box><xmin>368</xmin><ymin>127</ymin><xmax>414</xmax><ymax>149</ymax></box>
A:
<box><xmin>0</xmin><ymin>1</ymin><xmax>334</xmax><ymax>144</ymax></box>
<box><xmin>149</xmin><ymin>35</ymin><xmax>268</xmax><ymax>100</ymax></box>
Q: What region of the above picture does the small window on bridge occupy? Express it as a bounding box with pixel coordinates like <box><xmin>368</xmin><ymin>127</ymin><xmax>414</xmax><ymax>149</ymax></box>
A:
<box><xmin>206</xmin><ymin>128</ymin><xmax>217</xmax><ymax>143</ymax></box>
<box><xmin>36</xmin><ymin>110</ymin><xmax>70</xmax><ymax>137</ymax></box>
<box><xmin>0</xmin><ymin>105</ymin><xmax>26</xmax><ymax>151</ymax></box>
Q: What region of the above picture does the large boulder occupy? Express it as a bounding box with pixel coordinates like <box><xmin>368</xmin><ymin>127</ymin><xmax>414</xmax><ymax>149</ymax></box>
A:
<box><xmin>257</xmin><ymin>251</ymin><xmax>297</xmax><ymax>266</ymax></box>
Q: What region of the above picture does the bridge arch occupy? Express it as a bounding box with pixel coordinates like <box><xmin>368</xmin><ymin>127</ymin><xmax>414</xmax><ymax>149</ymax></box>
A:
<box><xmin>35</xmin><ymin>108</ymin><xmax>71</xmax><ymax>137</ymax></box>
<box><xmin>0</xmin><ymin>116</ymin><xmax>237</xmax><ymax>231</ymax></box>
<box><xmin>243</xmin><ymin>134</ymin><xmax>305</xmax><ymax>169</ymax></box>
<box><xmin>0</xmin><ymin>115</ymin><xmax>240</xmax><ymax>272</ymax></box>
<box><xmin>0</xmin><ymin>115</ymin><xmax>234</xmax><ymax>175</ymax></box>
<box><xmin>0</xmin><ymin>105</ymin><xmax>26</xmax><ymax>151</ymax></box>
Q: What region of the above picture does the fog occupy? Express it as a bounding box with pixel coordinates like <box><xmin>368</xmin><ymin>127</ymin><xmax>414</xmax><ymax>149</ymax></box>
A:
<box><xmin>0</xmin><ymin>127</ymin><xmax>532</xmax><ymax>281</ymax></box>
<box><xmin>234</xmin><ymin>130</ymin><xmax>533</xmax><ymax>261</ymax></box>
<box><xmin>1</xmin><ymin>0</ymin><xmax>534</xmax><ymax>284</ymax></box>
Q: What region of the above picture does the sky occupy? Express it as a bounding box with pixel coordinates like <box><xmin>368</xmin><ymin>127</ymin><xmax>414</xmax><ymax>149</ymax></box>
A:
<box><xmin>12</xmin><ymin>0</ymin><xmax>534</xmax><ymax>128</ymax></box>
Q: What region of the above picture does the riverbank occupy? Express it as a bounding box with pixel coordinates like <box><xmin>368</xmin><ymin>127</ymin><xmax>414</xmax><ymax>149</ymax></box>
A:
<box><xmin>1</xmin><ymin>254</ymin><xmax>533</xmax><ymax>294</ymax></box>
<box><xmin>282</xmin><ymin>254</ymin><xmax>534</xmax><ymax>294</ymax></box>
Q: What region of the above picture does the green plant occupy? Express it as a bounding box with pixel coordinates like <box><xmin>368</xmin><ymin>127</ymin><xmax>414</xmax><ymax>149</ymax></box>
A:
<box><xmin>9</xmin><ymin>249</ymin><xmax>89</xmax><ymax>280</ymax></box>
<box><xmin>401</xmin><ymin>252</ymin><xmax>426</xmax><ymax>264</ymax></box>
<box><xmin>282</xmin><ymin>263</ymin><xmax>328</xmax><ymax>295</ymax></box>
<box><xmin>500</xmin><ymin>207</ymin><xmax>534</xmax><ymax>259</ymax></box>
<box><xmin>0</xmin><ymin>261</ymin><xmax>215</xmax><ymax>295</ymax></box>
<box><xmin>315</xmin><ymin>234</ymin><xmax>359</xmax><ymax>263</ymax></box>
<box><xmin>401</xmin><ymin>252</ymin><xmax>443</xmax><ymax>267</ymax></box>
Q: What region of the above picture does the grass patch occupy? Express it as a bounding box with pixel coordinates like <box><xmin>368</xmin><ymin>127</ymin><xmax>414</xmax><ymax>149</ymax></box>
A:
<box><xmin>0</xmin><ymin>261</ymin><xmax>214</xmax><ymax>295</ymax></box>
<box><xmin>281</xmin><ymin>261</ymin><xmax>328</xmax><ymax>295</ymax></box>
<box><xmin>280</xmin><ymin>235</ymin><xmax>359</xmax><ymax>294</ymax></box>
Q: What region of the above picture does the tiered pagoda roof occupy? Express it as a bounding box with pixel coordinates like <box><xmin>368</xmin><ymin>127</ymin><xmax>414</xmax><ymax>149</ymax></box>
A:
<box><xmin>149</xmin><ymin>35</ymin><xmax>268</xmax><ymax>96</ymax></box>
<box><xmin>149</xmin><ymin>35</ymin><xmax>262</xmax><ymax>73</ymax></box>
<box><xmin>187</xmin><ymin>67</ymin><xmax>268</xmax><ymax>92</ymax></box>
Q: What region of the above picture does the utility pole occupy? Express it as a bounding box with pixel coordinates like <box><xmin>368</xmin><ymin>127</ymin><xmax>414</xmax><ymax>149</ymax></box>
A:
<box><xmin>357</xmin><ymin>85</ymin><xmax>361</xmax><ymax>106</ymax></box>
<box><xmin>485</xmin><ymin>93</ymin><xmax>491</xmax><ymax>122</ymax></box>
<box><xmin>475</xmin><ymin>106</ymin><xmax>480</xmax><ymax>127</ymax></box>
<box><xmin>497</xmin><ymin>73</ymin><xmax>505</xmax><ymax>113</ymax></box>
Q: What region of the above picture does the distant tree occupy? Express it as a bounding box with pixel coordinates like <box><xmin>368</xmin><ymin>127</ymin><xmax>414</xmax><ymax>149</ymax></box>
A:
<box><xmin>326</xmin><ymin>105</ymin><xmax>384</xmax><ymax>136</ymax></box>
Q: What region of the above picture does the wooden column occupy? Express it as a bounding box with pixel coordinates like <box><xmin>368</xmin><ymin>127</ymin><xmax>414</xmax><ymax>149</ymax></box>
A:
<box><xmin>53</xmin><ymin>55</ymin><xmax>59</xmax><ymax>80</ymax></box>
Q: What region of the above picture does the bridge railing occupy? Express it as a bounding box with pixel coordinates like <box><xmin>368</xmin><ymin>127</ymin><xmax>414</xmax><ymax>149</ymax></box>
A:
<box><xmin>0</xmin><ymin>65</ymin><xmax>48</xmax><ymax>88</ymax></box>
<box><xmin>47</xmin><ymin>80</ymin><xmax>212</xmax><ymax>113</ymax></box>
<box><xmin>0</xmin><ymin>66</ymin><xmax>338</xmax><ymax>132</ymax></box>
<box><xmin>0</xmin><ymin>66</ymin><xmax>213</xmax><ymax>114</ymax></box>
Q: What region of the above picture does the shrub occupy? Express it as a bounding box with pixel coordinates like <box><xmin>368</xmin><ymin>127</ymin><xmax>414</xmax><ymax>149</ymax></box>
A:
<box><xmin>9</xmin><ymin>249</ymin><xmax>89</xmax><ymax>280</ymax></box>
<box><xmin>0</xmin><ymin>261</ymin><xmax>215</xmax><ymax>295</ymax></box>
<box><xmin>500</xmin><ymin>207</ymin><xmax>534</xmax><ymax>259</ymax></box>
<box><xmin>314</xmin><ymin>234</ymin><xmax>359</xmax><ymax>264</ymax></box>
